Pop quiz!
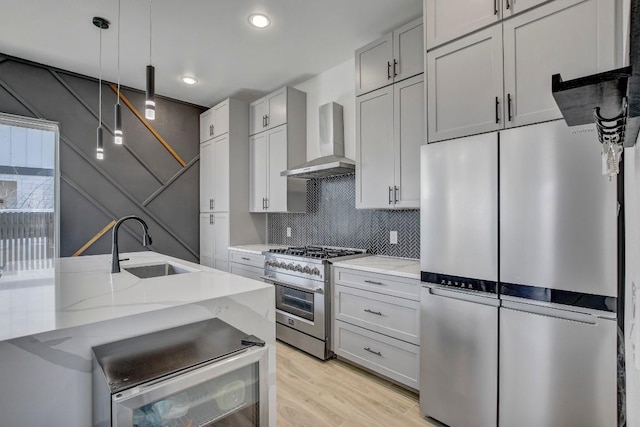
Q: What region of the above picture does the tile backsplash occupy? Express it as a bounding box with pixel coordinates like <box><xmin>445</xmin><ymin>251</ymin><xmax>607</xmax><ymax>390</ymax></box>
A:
<box><xmin>267</xmin><ymin>174</ymin><xmax>420</xmax><ymax>258</ymax></box>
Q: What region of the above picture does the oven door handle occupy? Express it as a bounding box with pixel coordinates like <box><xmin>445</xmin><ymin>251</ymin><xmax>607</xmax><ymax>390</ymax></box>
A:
<box><xmin>260</xmin><ymin>275</ymin><xmax>324</xmax><ymax>294</ymax></box>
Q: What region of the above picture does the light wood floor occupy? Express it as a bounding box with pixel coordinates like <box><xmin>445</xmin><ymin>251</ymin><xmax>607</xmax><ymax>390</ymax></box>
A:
<box><xmin>276</xmin><ymin>341</ymin><xmax>438</xmax><ymax>427</ymax></box>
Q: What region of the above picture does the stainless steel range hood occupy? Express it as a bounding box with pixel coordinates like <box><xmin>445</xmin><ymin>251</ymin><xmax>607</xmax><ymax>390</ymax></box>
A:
<box><xmin>281</xmin><ymin>102</ymin><xmax>355</xmax><ymax>179</ymax></box>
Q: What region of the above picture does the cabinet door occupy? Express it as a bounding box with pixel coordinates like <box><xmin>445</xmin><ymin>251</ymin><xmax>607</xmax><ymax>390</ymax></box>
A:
<box><xmin>266</xmin><ymin>88</ymin><xmax>287</xmax><ymax>129</ymax></box>
<box><xmin>502</xmin><ymin>0</ymin><xmax>548</xmax><ymax>16</ymax></box>
<box><xmin>249</xmin><ymin>97</ymin><xmax>266</xmax><ymax>136</ymax></box>
<box><xmin>427</xmin><ymin>24</ymin><xmax>504</xmax><ymax>142</ymax></box>
<box><xmin>356</xmin><ymin>86</ymin><xmax>395</xmax><ymax>209</ymax></box>
<box><xmin>213</xmin><ymin>135</ymin><xmax>229</xmax><ymax>212</ymax></box>
<box><xmin>212</xmin><ymin>99</ymin><xmax>229</xmax><ymax>137</ymax></box>
<box><xmin>199</xmin><ymin>140</ymin><xmax>215</xmax><ymax>212</ymax></box>
<box><xmin>392</xmin><ymin>18</ymin><xmax>424</xmax><ymax>83</ymax></box>
<box><xmin>199</xmin><ymin>108</ymin><xmax>215</xmax><ymax>143</ymax></box>
<box><xmin>249</xmin><ymin>133</ymin><xmax>268</xmax><ymax>212</ymax></box>
<box><xmin>214</xmin><ymin>213</ymin><xmax>229</xmax><ymax>272</ymax></box>
<box><xmin>355</xmin><ymin>33</ymin><xmax>393</xmax><ymax>96</ymax></box>
<box><xmin>425</xmin><ymin>0</ymin><xmax>502</xmax><ymax>50</ymax></box>
<box><xmin>393</xmin><ymin>75</ymin><xmax>424</xmax><ymax>209</ymax></box>
<box><xmin>199</xmin><ymin>213</ymin><xmax>215</xmax><ymax>268</ymax></box>
<box><xmin>503</xmin><ymin>0</ymin><xmax>618</xmax><ymax>128</ymax></box>
<box><xmin>266</xmin><ymin>126</ymin><xmax>288</xmax><ymax>212</ymax></box>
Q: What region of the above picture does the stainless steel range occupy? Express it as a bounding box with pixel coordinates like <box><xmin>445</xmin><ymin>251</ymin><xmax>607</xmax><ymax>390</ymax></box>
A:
<box><xmin>262</xmin><ymin>246</ymin><xmax>368</xmax><ymax>360</ymax></box>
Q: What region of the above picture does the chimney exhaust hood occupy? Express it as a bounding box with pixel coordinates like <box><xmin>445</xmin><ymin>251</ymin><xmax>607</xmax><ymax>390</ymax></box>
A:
<box><xmin>281</xmin><ymin>102</ymin><xmax>355</xmax><ymax>179</ymax></box>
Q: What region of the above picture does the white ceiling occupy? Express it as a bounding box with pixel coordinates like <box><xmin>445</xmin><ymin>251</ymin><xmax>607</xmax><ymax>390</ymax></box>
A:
<box><xmin>0</xmin><ymin>0</ymin><xmax>423</xmax><ymax>108</ymax></box>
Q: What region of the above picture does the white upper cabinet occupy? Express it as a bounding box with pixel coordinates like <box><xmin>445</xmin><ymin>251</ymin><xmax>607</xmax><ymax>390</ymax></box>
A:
<box><xmin>425</xmin><ymin>0</ymin><xmax>619</xmax><ymax>142</ymax></box>
<box><xmin>355</xmin><ymin>17</ymin><xmax>423</xmax><ymax>96</ymax></box>
<box><xmin>425</xmin><ymin>0</ymin><xmax>502</xmax><ymax>50</ymax></box>
<box><xmin>427</xmin><ymin>24</ymin><xmax>504</xmax><ymax>142</ymax></box>
<box><xmin>249</xmin><ymin>87</ymin><xmax>307</xmax><ymax>213</ymax></box>
<box><xmin>249</xmin><ymin>87</ymin><xmax>293</xmax><ymax>136</ymax></box>
<box><xmin>357</xmin><ymin>74</ymin><xmax>424</xmax><ymax>209</ymax></box>
<box><xmin>502</xmin><ymin>0</ymin><xmax>618</xmax><ymax>127</ymax></box>
<box><xmin>200</xmin><ymin>101</ymin><xmax>229</xmax><ymax>143</ymax></box>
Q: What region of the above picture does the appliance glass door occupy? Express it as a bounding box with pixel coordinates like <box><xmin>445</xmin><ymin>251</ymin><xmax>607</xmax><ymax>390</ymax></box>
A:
<box><xmin>276</xmin><ymin>284</ymin><xmax>315</xmax><ymax>321</ymax></box>
<box><xmin>113</xmin><ymin>347</ymin><xmax>268</xmax><ymax>427</ymax></box>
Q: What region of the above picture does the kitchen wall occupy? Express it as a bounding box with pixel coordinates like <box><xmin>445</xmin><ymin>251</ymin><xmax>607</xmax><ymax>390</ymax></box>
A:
<box><xmin>627</xmin><ymin>144</ymin><xmax>640</xmax><ymax>427</ymax></box>
<box><xmin>0</xmin><ymin>54</ymin><xmax>204</xmax><ymax>262</ymax></box>
<box><xmin>266</xmin><ymin>57</ymin><xmax>421</xmax><ymax>258</ymax></box>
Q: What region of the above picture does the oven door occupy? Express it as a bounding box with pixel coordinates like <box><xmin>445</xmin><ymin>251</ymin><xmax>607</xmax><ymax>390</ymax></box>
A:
<box><xmin>112</xmin><ymin>346</ymin><xmax>268</xmax><ymax>427</ymax></box>
<box><xmin>262</xmin><ymin>272</ymin><xmax>325</xmax><ymax>340</ymax></box>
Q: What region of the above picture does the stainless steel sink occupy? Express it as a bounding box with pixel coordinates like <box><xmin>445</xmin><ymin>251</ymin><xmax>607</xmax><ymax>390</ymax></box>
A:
<box><xmin>124</xmin><ymin>263</ymin><xmax>192</xmax><ymax>279</ymax></box>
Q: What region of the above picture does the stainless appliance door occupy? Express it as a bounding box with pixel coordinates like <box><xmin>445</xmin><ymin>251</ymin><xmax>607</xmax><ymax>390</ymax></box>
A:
<box><xmin>500</xmin><ymin>120</ymin><xmax>617</xmax><ymax>296</ymax></box>
<box><xmin>112</xmin><ymin>345</ymin><xmax>269</xmax><ymax>427</ymax></box>
<box><xmin>500</xmin><ymin>299</ymin><xmax>617</xmax><ymax>427</ymax></box>
<box><xmin>420</xmin><ymin>133</ymin><xmax>498</xmax><ymax>282</ymax></box>
<box><xmin>262</xmin><ymin>273</ymin><xmax>326</xmax><ymax>340</ymax></box>
<box><xmin>420</xmin><ymin>285</ymin><xmax>499</xmax><ymax>427</ymax></box>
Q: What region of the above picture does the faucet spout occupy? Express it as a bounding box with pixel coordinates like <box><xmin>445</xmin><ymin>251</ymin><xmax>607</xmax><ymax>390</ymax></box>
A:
<box><xmin>111</xmin><ymin>215</ymin><xmax>153</xmax><ymax>274</ymax></box>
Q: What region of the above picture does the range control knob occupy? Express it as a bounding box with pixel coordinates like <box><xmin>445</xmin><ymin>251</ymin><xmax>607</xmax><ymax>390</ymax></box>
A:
<box><xmin>265</xmin><ymin>261</ymin><xmax>273</xmax><ymax>267</ymax></box>
<box><xmin>311</xmin><ymin>267</ymin><xmax>321</xmax><ymax>276</ymax></box>
<box><xmin>303</xmin><ymin>266</ymin><xmax>311</xmax><ymax>274</ymax></box>
<box><xmin>275</xmin><ymin>262</ymin><xmax>283</xmax><ymax>268</ymax></box>
<box><xmin>287</xmin><ymin>263</ymin><xmax>295</xmax><ymax>271</ymax></box>
<box><xmin>295</xmin><ymin>265</ymin><xmax>303</xmax><ymax>272</ymax></box>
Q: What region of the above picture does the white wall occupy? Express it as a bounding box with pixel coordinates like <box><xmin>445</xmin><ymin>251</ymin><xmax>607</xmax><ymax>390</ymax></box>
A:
<box><xmin>294</xmin><ymin>58</ymin><xmax>356</xmax><ymax>161</ymax></box>
<box><xmin>626</xmin><ymin>143</ymin><xmax>640</xmax><ymax>427</ymax></box>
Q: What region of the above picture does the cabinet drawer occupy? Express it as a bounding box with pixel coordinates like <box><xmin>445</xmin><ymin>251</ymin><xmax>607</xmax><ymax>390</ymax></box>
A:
<box><xmin>228</xmin><ymin>251</ymin><xmax>265</xmax><ymax>269</ymax></box>
<box><xmin>334</xmin><ymin>268</ymin><xmax>420</xmax><ymax>301</ymax></box>
<box><xmin>334</xmin><ymin>285</ymin><xmax>419</xmax><ymax>345</ymax></box>
<box><xmin>229</xmin><ymin>263</ymin><xmax>264</xmax><ymax>281</ymax></box>
<box><xmin>335</xmin><ymin>320</ymin><xmax>419</xmax><ymax>389</ymax></box>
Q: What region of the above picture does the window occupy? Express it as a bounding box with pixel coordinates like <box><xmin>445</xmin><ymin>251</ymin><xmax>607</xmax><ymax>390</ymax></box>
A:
<box><xmin>0</xmin><ymin>113</ymin><xmax>59</xmax><ymax>272</ymax></box>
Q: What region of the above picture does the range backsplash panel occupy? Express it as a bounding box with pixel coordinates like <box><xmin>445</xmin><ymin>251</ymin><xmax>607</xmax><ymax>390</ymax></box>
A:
<box><xmin>267</xmin><ymin>174</ymin><xmax>420</xmax><ymax>258</ymax></box>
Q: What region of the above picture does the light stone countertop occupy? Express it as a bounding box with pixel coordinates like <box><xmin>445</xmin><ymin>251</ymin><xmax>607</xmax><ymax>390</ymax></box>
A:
<box><xmin>228</xmin><ymin>244</ymin><xmax>287</xmax><ymax>255</ymax></box>
<box><xmin>331</xmin><ymin>255</ymin><xmax>421</xmax><ymax>280</ymax></box>
<box><xmin>0</xmin><ymin>251</ymin><xmax>271</xmax><ymax>342</ymax></box>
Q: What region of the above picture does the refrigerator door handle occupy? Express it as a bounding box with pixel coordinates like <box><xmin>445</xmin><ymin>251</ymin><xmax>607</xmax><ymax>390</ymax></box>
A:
<box><xmin>426</xmin><ymin>286</ymin><xmax>500</xmax><ymax>307</ymax></box>
<box><xmin>501</xmin><ymin>300</ymin><xmax>598</xmax><ymax>325</ymax></box>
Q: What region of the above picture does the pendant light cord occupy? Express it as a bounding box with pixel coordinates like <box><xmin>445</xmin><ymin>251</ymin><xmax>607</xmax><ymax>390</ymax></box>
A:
<box><xmin>149</xmin><ymin>0</ymin><xmax>152</xmax><ymax>65</ymax></box>
<box><xmin>117</xmin><ymin>0</ymin><xmax>121</xmax><ymax>102</ymax></box>
<box><xmin>99</xmin><ymin>26</ymin><xmax>102</xmax><ymax>125</ymax></box>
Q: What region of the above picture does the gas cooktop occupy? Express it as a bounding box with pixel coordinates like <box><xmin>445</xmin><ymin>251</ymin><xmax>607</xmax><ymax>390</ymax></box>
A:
<box><xmin>267</xmin><ymin>246</ymin><xmax>366</xmax><ymax>259</ymax></box>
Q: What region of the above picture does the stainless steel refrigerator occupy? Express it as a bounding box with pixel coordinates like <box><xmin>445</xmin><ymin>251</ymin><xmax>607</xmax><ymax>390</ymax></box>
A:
<box><xmin>420</xmin><ymin>119</ymin><xmax>618</xmax><ymax>427</ymax></box>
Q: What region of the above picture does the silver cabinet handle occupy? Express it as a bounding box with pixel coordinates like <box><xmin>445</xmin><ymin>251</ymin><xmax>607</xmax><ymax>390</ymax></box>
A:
<box><xmin>209</xmin><ymin>214</ymin><xmax>213</xmax><ymax>225</ymax></box>
<box><xmin>364</xmin><ymin>347</ymin><xmax>382</xmax><ymax>357</ymax></box>
<box><xmin>393</xmin><ymin>59</ymin><xmax>398</xmax><ymax>77</ymax></box>
<box><xmin>388</xmin><ymin>186</ymin><xmax>393</xmax><ymax>205</ymax></box>
<box><xmin>212</xmin><ymin>198</ymin><xmax>215</xmax><ymax>209</ymax></box>
<box><xmin>241</xmin><ymin>257</ymin><xmax>251</xmax><ymax>261</ymax></box>
<box><xmin>494</xmin><ymin>0</ymin><xmax>498</xmax><ymax>14</ymax></box>
<box><xmin>364</xmin><ymin>309</ymin><xmax>383</xmax><ymax>316</ymax></box>
<box><xmin>265</xmin><ymin>198</ymin><xmax>269</xmax><ymax>209</ymax></box>
<box><xmin>507</xmin><ymin>93</ymin><xmax>513</xmax><ymax>122</ymax></box>
<box><xmin>364</xmin><ymin>280</ymin><xmax>384</xmax><ymax>286</ymax></box>
<box><xmin>506</xmin><ymin>0</ymin><xmax>510</xmax><ymax>9</ymax></box>
<box><xmin>262</xmin><ymin>197</ymin><xmax>266</xmax><ymax>210</ymax></box>
<box><xmin>387</xmin><ymin>61</ymin><xmax>392</xmax><ymax>79</ymax></box>
<box><xmin>266</xmin><ymin>114</ymin><xmax>269</xmax><ymax>126</ymax></box>
<box><xmin>209</xmin><ymin>198</ymin><xmax>213</xmax><ymax>210</ymax></box>
<box><xmin>394</xmin><ymin>186</ymin><xmax>399</xmax><ymax>204</ymax></box>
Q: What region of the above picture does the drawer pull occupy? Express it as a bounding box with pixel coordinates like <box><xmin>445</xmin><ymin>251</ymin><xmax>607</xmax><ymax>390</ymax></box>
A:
<box><xmin>364</xmin><ymin>280</ymin><xmax>384</xmax><ymax>286</ymax></box>
<box><xmin>364</xmin><ymin>347</ymin><xmax>382</xmax><ymax>357</ymax></box>
<box><xmin>240</xmin><ymin>257</ymin><xmax>250</xmax><ymax>261</ymax></box>
<box><xmin>364</xmin><ymin>309</ymin><xmax>383</xmax><ymax>316</ymax></box>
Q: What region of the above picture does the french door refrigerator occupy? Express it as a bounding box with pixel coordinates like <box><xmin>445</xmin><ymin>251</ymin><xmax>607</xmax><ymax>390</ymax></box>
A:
<box><xmin>420</xmin><ymin>119</ymin><xmax>618</xmax><ymax>427</ymax></box>
<box><xmin>499</xmin><ymin>119</ymin><xmax>617</xmax><ymax>427</ymax></box>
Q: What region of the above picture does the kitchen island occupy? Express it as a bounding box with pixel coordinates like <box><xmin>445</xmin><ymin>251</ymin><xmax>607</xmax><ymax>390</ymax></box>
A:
<box><xmin>0</xmin><ymin>251</ymin><xmax>275</xmax><ymax>426</ymax></box>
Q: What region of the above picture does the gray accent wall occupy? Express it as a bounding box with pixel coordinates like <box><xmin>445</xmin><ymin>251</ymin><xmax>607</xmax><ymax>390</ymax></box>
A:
<box><xmin>0</xmin><ymin>54</ymin><xmax>204</xmax><ymax>262</ymax></box>
<box><xmin>267</xmin><ymin>174</ymin><xmax>420</xmax><ymax>258</ymax></box>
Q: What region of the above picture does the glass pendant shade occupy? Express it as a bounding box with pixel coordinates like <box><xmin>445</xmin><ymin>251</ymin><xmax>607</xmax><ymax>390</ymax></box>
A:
<box><xmin>145</xmin><ymin>65</ymin><xmax>155</xmax><ymax>120</ymax></box>
<box><xmin>114</xmin><ymin>103</ymin><xmax>123</xmax><ymax>145</ymax></box>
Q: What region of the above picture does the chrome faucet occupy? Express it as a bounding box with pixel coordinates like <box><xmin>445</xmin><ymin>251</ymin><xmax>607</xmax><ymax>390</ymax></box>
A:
<box><xmin>111</xmin><ymin>215</ymin><xmax>153</xmax><ymax>273</ymax></box>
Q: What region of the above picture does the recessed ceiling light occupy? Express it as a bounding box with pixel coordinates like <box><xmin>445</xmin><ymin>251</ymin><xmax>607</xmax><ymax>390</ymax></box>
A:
<box><xmin>248</xmin><ymin>13</ymin><xmax>271</xmax><ymax>28</ymax></box>
<box><xmin>180</xmin><ymin>76</ymin><xmax>198</xmax><ymax>85</ymax></box>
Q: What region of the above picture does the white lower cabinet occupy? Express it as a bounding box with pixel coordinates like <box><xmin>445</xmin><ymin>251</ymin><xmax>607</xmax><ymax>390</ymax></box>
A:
<box><xmin>333</xmin><ymin>267</ymin><xmax>420</xmax><ymax>389</ymax></box>
<box><xmin>228</xmin><ymin>250</ymin><xmax>266</xmax><ymax>281</ymax></box>
<box><xmin>199</xmin><ymin>213</ymin><xmax>229</xmax><ymax>270</ymax></box>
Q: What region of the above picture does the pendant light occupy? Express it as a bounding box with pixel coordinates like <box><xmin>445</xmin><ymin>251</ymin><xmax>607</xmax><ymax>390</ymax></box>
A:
<box><xmin>145</xmin><ymin>0</ymin><xmax>155</xmax><ymax>120</ymax></box>
<box><xmin>93</xmin><ymin>17</ymin><xmax>110</xmax><ymax>160</ymax></box>
<box><xmin>114</xmin><ymin>0</ymin><xmax>123</xmax><ymax>145</ymax></box>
